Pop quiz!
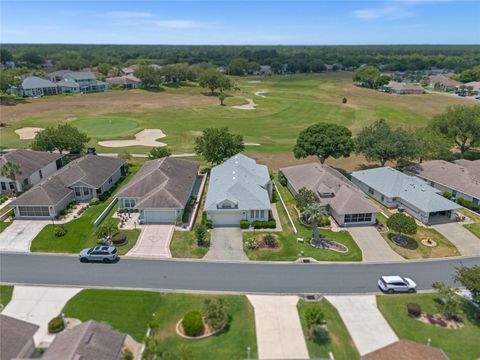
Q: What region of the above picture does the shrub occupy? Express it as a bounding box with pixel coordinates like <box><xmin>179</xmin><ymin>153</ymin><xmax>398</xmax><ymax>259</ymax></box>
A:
<box><xmin>205</xmin><ymin>220</ymin><xmax>213</xmax><ymax>229</ymax></box>
<box><xmin>263</xmin><ymin>234</ymin><xmax>278</xmax><ymax>248</ymax></box>
<box><xmin>295</xmin><ymin>187</ymin><xmax>319</xmax><ymax>211</ymax></box>
<box><xmin>54</xmin><ymin>225</ymin><xmax>67</xmax><ymax>237</ymax></box>
<box><xmin>407</xmin><ymin>303</ymin><xmax>422</xmax><ymax>318</ymax></box>
<box><xmin>182</xmin><ymin>311</ymin><xmax>204</xmax><ymax>337</ymax></box>
<box><xmin>319</xmin><ymin>217</ymin><xmax>331</xmax><ymax>227</ymax></box>
<box><xmin>48</xmin><ymin>315</ymin><xmax>64</xmax><ymax>334</ymax></box>
<box><xmin>442</xmin><ymin>191</ymin><xmax>452</xmax><ymax>200</ymax></box>
<box><xmin>195</xmin><ymin>224</ymin><xmax>207</xmax><ymax>246</ymax></box>
<box><xmin>112</xmin><ymin>232</ymin><xmax>127</xmax><ymax>245</ymax></box>
<box><xmin>240</xmin><ymin>220</ymin><xmax>249</xmax><ymax>229</ymax></box>
<box><xmin>342</xmin><ymin>97</ymin><xmax>347</xmax><ymax>104</ymax></box>
<box><xmin>305</xmin><ymin>304</ymin><xmax>325</xmax><ymax>327</ymax></box>
<box><xmin>203</xmin><ymin>298</ymin><xmax>229</xmax><ymax>331</ymax></box>
<box><xmin>122</xmin><ymin>349</ymin><xmax>133</xmax><ymax>360</ymax></box>
<box><xmin>89</xmin><ymin>197</ymin><xmax>100</xmax><ymax>206</ymax></box>
<box><xmin>457</xmin><ymin>197</ymin><xmax>480</xmax><ymax>212</ymax></box>
<box><xmin>271</xmin><ymin>188</ymin><xmax>278</xmax><ymax>203</ymax></box>
<box><xmin>245</xmin><ymin>237</ymin><xmax>260</xmax><ymax>250</ymax></box>
<box><xmin>277</xmin><ymin>172</ymin><xmax>287</xmax><ymax>186</ymax></box>
<box><xmin>95</xmin><ymin>221</ymin><xmax>118</xmax><ymax>239</ymax></box>
<box><xmin>253</xmin><ymin>219</ymin><xmax>276</xmax><ymax>229</ymax></box>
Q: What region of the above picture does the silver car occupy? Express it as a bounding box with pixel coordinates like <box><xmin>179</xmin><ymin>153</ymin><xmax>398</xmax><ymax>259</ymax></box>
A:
<box><xmin>79</xmin><ymin>246</ymin><xmax>118</xmax><ymax>263</ymax></box>
<box><xmin>378</xmin><ymin>275</ymin><xmax>416</xmax><ymax>293</ymax></box>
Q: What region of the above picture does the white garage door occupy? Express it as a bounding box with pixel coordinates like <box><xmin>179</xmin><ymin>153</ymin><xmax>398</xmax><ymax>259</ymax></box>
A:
<box><xmin>210</xmin><ymin>212</ymin><xmax>243</xmax><ymax>226</ymax></box>
<box><xmin>144</xmin><ymin>209</ymin><xmax>176</xmax><ymax>224</ymax></box>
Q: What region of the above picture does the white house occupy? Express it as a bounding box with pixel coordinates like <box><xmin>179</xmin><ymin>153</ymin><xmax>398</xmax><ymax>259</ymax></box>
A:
<box><xmin>204</xmin><ymin>154</ymin><xmax>273</xmax><ymax>226</ymax></box>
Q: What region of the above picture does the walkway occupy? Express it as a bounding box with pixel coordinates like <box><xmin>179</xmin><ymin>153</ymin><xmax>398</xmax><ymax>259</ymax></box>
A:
<box><xmin>247</xmin><ymin>295</ymin><xmax>309</xmax><ymax>359</ymax></box>
<box><xmin>326</xmin><ymin>295</ymin><xmax>398</xmax><ymax>356</ymax></box>
<box><xmin>433</xmin><ymin>222</ymin><xmax>480</xmax><ymax>256</ymax></box>
<box><xmin>0</xmin><ymin>220</ymin><xmax>48</xmax><ymax>252</ymax></box>
<box><xmin>126</xmin><ymin>225</ymin><xmax>173</xmax><ymax>258</ymax></box>
<box><xmin>347</xmin><ymin>226</ymin><xmax>404</xmax><ymax>262</ymax></box>
<box><xmin>204</xmin><ymin>227</ymin><xmax>248</xmax><ymax>261</ymax></box>
<box><xmin>2</xmin><ymin>285</ymin><xmax>82</xmax><ymax>347</ymax></box>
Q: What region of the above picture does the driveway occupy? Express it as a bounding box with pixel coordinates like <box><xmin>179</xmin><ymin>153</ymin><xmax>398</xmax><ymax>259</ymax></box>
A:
<box><xmin>433</xmin><ymin>222</ymin><xmax>480</xmax><ymax>256</ymax></box>
<box><xmin>247</xmin><ymin>295</ymin><xmax>309</xmax><ymax>359</ymax></box>
<box><xmin>2</xmin><ymin>285</ymin><xmax>82</xmax><ymax>347</ymax></box>
<box><xmin>204</xmin><ymin>227</ymin><xmax>248</xmax><ymax>261</ymax></box>
<box><xmin>126</xmin><ymin>225</ymin><xmax>173</xmax><ymax>258</ymax></box>
<box><xmin>0</xmin><ymin>220</ymin><xmax>48</xmax><ymax>252</ymax></box>
<box><xmin>347</xmin><ymin>226</ymin><xmax>404</xmax><ymax>262</ymax></box>
<box><xmin>326</xmin><ymin>295</ymin><xmax>398</xmax><ymax>356</ymax></box>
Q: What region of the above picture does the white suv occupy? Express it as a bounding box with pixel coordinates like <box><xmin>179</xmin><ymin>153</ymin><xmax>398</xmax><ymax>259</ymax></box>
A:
<box><xmin>378</xmin><ymin>275</ymin><xmax>416</xmax><ymax>293</ymax></box>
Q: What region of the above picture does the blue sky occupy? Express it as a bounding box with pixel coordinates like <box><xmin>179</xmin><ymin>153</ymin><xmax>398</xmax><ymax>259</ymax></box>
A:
<box><xmin>1</xmin><ymin>0</ymin><xmax>479</xmax><ymax>45</ymax></box>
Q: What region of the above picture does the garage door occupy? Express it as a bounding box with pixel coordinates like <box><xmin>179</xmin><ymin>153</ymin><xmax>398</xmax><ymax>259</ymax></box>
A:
<box><xmin>144</xmin><ymin>209</ymin><xmax>176</xmax><ymax>224</ymax></box>
<box><xmin>210</xmin><ymin>212</ymin><xmax>243</xmax><ymax>226</ymax></box>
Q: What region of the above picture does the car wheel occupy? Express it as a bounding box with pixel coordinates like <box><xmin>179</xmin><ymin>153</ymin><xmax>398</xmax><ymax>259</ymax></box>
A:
<box><xmin>80</xmin><ymin>258</ymin><xmax>88</xmax><ymax>263</ymax></box>
<box><xmin>408</xmin><ymin>288</ymin><xmax>415</xmax><ymax>293</ymax></box>
<box><xmin>387</xmin><ymin>289</ymin><xmax>394</xmax><ymax>294</ymax></box>
<box><xmin>102</xmin><ymin>258</ymin><xmax>111</xmax><ymax>263</ymax></box>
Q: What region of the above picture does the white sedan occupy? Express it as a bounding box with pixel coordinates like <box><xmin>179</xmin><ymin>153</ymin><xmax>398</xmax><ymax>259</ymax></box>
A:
<box><xmin>378</xmin><ymin>275</ymin><xmax>417</xmax><ymax>293</ymax></box>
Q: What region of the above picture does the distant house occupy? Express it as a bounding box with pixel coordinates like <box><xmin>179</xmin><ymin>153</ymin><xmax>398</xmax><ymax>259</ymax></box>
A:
<box><xmin>8</xmin><ymin>76</ymin><xmax>58</xmax><ymax>97</ymax></box>
<box><xmin>406</xmin><ymin>159</ymin><xmax>480</xmax><ymax>205</ymax></box>
<box><xmin>0</xmin><ymin>314</ymin><xmax>39</xmax><ymax>360</ymax></box>
<box><xmin>280</xmin><ymin>163</ymin><xmax>380</xmax><ymax>226</ymax></box>
<box><xmin>106</xmin><ymin>75</ymin><xmax>141</xmax><ymax>89</ymax></box>
<box><xmin>456</xmin><ymin>81</ymin><xmax>480</xmax><ymax>95</ymax></box>
<box><xmin>205</xmin><ymin>154</ymin><xmax>273</xmax><ymax>226</ymax></box>
<box><xmin>259</xmin><ymin>65</ymin><xmax>272</xmax><ymax>75</ymax></box>
<box><xmin>383</xmin><ymin>81</ymin><xmax>425</xmax><ymax>95</ymax></box>
<box><xmin>42</xmin><ymin>320</ymin><xmax>128</xmax><ymax>360</ymax></box>
<box><xmin>63</xmin><ymin>72</ymin><xmax>109</xmax><ymax>93</ymax></box>
<box><xmin>428</xmin><ymin>74</ymin><xmax>461</xmax><ymax>90</ymax></box>
<box><xmin>121</xmin><ymin>64</ymin><xmax>139</xmax><ymax>76</ymax></box>
<box><xmin>9</xmin><ymin>155</ymin><xmax>126</xmax><ymax>219</ymax></box>
<box><xmin>117</xmin><ymin>157</ymin><xmax>200</xmax><ymax>224</ymax></box>
<box><xmin>48</xmin><ymin>69</ymin><xmax>73</xmax><ymax>82</ymax></box>
<box><xmin>363</xmin><ymin>339</ymin><xmax>447</xmax><ymax>360</ymax></box>
<box><xmin>56</xmin><ymin>79</ymin><xmax>80</xmax><ymax>94</ymax></box>
<box><xmin>0</xmin><ymin>149</ymin><xmax>63</xmax><ymax>194</ymax></box>
<box><xmin>351</xmin><ymin>167</ymin><xmax>461</xmax><ymax>224</ymax></box>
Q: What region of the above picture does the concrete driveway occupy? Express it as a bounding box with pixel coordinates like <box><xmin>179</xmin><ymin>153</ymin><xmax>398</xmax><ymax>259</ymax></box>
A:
<box><xmin>126</xmin><ymin>225</ymin><xmax>173</xmax><ymax>258</ymax></box>
<box><xmin>248</xmin><ymin>295</ymin><xmax>309</xmax><ymax>359</ymax></box>
<box><xmin>2</xmin><ymin>285</ymin><xmax>82</xmax><ymax>347</ymax></box>
<box><xmin>0</xmin><ymin>220</ymin><xmax>48</xmax><ymax>252</ymax></box>
<box><xmin>347</xmin><ymin>226</ymin><xmax>404</xmax><ymax>262</ymax></box>
<box><xmin>433</xmin><ymin>222</ymin><xmax>480</xmax><ymax>256</ymax></box>
<box><xmin>204</xmin><ymin>227</ymin><xmax>248</xmax><ymax>261</ymax></box>
<box><xmin>326</xmin><ymin>295</ymin><xmax>398</xmax><ymax>356</ymax></box>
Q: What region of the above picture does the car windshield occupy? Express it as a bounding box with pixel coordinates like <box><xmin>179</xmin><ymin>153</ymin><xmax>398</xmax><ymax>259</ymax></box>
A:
<box><xmin>112</xmin><ymin>248</ymin><xmax>117</xmax><ymax>254</ymax></box>
<box><xmin>87</xmin><ymin>248</ymin><xmax>93</xmax><ymax>254</ymax></box>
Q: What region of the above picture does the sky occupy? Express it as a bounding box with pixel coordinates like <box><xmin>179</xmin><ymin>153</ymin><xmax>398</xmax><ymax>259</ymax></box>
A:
<box><xmin>1</xmin><ymin>0</ymin><xmax>479</xmax><ymax>45</ymax></box>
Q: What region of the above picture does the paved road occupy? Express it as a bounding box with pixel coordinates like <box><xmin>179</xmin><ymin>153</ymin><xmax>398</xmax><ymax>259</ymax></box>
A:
<box><xmin>2</xmin><ymin>254</ymin><xmax>479</xmax><ymax>294</ymax></box>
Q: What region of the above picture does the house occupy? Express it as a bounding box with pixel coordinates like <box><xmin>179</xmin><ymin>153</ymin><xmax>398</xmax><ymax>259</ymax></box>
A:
<box><xmin>117</xmin><ymin>157</ymin><xmax>200</xmax><ymax>224</ymax></box>
<box><xmin>259</xmin><ymin>65</ymin><xmax>272</xmax><ymax>75</ymax></box>
<box><xmin>9</xmin><ymin>155</ymin><xmax>126</xmax><ymax>219</ymax></box>
<box><xmin>42</xmin><ymin>320</ymin><xmax>127</xmax><ymax>360</ymax></box>
<box><xmin>48</xmin><ymin>69</ymin><xmax>74</xmax><ymax>82</ymax></box>
<box><xmin>383</xmin><ymin>81</ymin><xmax>425</xmax><ymax>95</ymax></box>
<box><xmin>8</xmin><ymin>76</ymin><xmax>59</xmax><ymax>97</ymax></box>
<box><xmin>56</xmin><ymin>79</ymin><xmax>80</xmax><ymax>94</ymax></box>
<box><xmin>0</xmin><ymin>149</ymin><xmax>63</xmax><ymax>194</ymax></box>
<box><xmin>280</xmin><ymin>163</ymin><xmax>380</xmax><ymax>226</ymax></box>
<box><xmin>121</xmin><ymin>64</ymin><xmax>139</xmax><ymax>76</ymax></box>
<box><xmin>106</xmin><ymin>75</ymin><xmax>141</xmax><ymax>89</ymax></box>
<box><xmin>456</xmin><ymin>81</ymin><xmax>480</xmax><ymax>95</ymax></box>
<box><xmin>0</xmin><ymin>314</ymin><xmax>39</xmax><ymax>360</ymax></box>
<box><xmin>351</xmin><ymin>167</ymin><xmax>461</xmax><ymax>224</ymax></box>
<box><xmin>406</xmin><ymin>159</ymin><xmax>480</xmax><ymax>205</ymax></box>
<box><xmin>205</xmin><ymin>154</ymin><xmax>273</xmax><ymax>226</ymax></box>
<box><xmin>63</xmin><ymin>72</ymin><xmax>109</xmax><ymax>93</ymax></box>
<box><xmin>363</xmin><ymin>339</ymin><xmax>447</xmax><ymax>360</ymax></box>
<box><xmin>428</xmin><ymin>74</ymin><xmax>461</xmax><ymax>90</ymax></box>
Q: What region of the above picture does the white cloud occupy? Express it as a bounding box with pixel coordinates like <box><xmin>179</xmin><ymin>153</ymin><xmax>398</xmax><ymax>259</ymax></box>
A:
<box><xmin>106</xmin><ymin>11</ymin><xmax>154</xmax><ymax>19</ymax></box>
<box><xmin>152</xmin><ymin>20</ymin><xmax>208</xmax><ymax>29</ymax></box>
<box><xmin>352</xmin><ymin>5</ymin><xmax>415</xmax><ymax>20</ymax></box>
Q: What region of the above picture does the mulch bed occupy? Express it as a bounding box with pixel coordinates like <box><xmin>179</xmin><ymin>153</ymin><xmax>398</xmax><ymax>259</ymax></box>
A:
<box><xmin>310</xmin><ymin>238</ymin><xmax>348</xmax><ymax>253</ymax></box>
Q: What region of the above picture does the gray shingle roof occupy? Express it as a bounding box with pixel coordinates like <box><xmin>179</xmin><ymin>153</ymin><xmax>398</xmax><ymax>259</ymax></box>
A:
<box><xmin>65</xmin><ymin>72</ymin><xmax>96</xmax><ymax>81</ymax></box>
<box><xmin>0</xmin><ymin>314</ymin><xmax>39</xmax><ymax>360</ymax></box>
<box><xmin>21</xmin><ymin>76</ymin><xmax>57</xmax><ymax>90</ymax></box>
<box><xmin>106</xmin><ymin>75</ymin><xmax>141</xmax><ymax>85</ymax></box>
<box><xmin>280</xmin><ymin>163</ymin><xmax>380</xmax><ymax>215</ymax></box>
<box><xmin>42</xmin><ymin>320</ymin><xmax>126</xmax><ymax>360</ymax></box>
<box><xmin>351</xmin><ymin>167</ymin><xmax>461</xmax><ymax>213</ymax></box>
<box><xmin>56</xmin><ymin>80</ymin><xmax>80</xmax><ymax>88</ymax></box>
<box><xmin>205</xmin><ymin>154</ymin><xmax>271</xmax><ymax>211</ymax></box>
<box><xmin>0</xmin><ymin>149</ymin><xmax>63</xmax><ymax>182</ymax></box>
<box><xmin>116</xmin><ymin>157</ymin><xmax>199</xmax><ymax>209</ymax></box>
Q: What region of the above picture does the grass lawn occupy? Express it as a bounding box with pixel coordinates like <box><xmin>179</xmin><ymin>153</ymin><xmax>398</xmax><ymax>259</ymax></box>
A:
<box><xmin>72</xmin><ymin>116</ymin><xmax>140</xmax><ymax>136</ymax></box>
<box><xmin>460</xmin><ymin>208</ymin><xmax>480</xmax><ymax>239</ymax></box>
<box><xmin>298</xmin><ymin>299</ymin><xmax>359</xmax><ymax>359</ymax></box>
<box><xmin>0</xmin><ymin>285</ymin><xmax>14</xmax><ymax>309</ymax></box>
<box><xmin>0</xmin><ymin>221</ymin><xmax>11</xmax><ymax>233</ymax></box>
<box><xmin>243</xmin><ymin>184</ymin><xmax>362</xmax><ymax>262</ymax></box>
<box><xmin>377</xmin><ymin>293</ymin><xmax>480</xmax><ymax>360</ymax></box>
<box><xmin>31</xmin><ymin>165</ymin><xmax>140</xmax><ymax>254</ymax></box>
<box><xmin>465</xmin><ymin>223</ymin><xmax>480</xmax><ymax>239</ymax></box>
<box><xmin>170</xmin><ymin>230</ymin><xmax>210</xmax><ymax>258</ymax></box>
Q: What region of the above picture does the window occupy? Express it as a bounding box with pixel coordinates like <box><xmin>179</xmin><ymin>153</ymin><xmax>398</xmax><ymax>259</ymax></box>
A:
<box><xmin>108</xmin><ymin>177</ymin><xmax>113</xmax><ymax>184</ymax></box>
<box><xmin>368</xmin><ymin>187</ymin><xmax>374</xmax><ymax>195</ymax></box>
<box><xmin>344</xmin><ymin>213</ymin><xmax>373</xmax><ymax>223</ymax></box>
<box><xmin>260</xmin><ymin>210</ymin><xmax>265</xmax><ymax>218</ymax></box>
<box><xmin>381</xmin><ymin>195</ymin><xmax>385</xmax><ymax>202</ymax></box>
<box><xmin>23</xmin><ymin>178</ymin><xmax>29</xmax><ymax>186</ymax></box>
<box><xmin>39</xmin><ymin>169</ymin><xmax>43</xmax><ymax>179</ymax></box>
<box><xmin>221</xmin><ymin>202</ymin><xmax>232</xmax><ymax>209</ymax></box>
<box><xmin>18</xmin><ymin>206</ymin><xmax>50</xmax><ymax>217</ymax></box>
<box><xmin>124</xmin><ymin>199</ymin><xmax>136</xmax><ymax>208</ymax></box>
<box><xmin>75</xmin><ymin>188</ymin><xmax>81</xmax><ymax>197</ymax></box>
<box><xmin>473</xmin><ymin>198</ymin><xmax>479</xmax><ymax>205</ymax></box>
<box><xmin>255</xmin><ymin>210</ymin><xmax>260</xmax><ymax>218</ymax></box>
<box><xmin>1</xmin><ymin>182</ymin><xmax>6</xmax><ymax>191</ymax></box>
<box><xmin>83</xmin><ymin>187</ymin><xmax>90</xmax><ymax>196</ymax></box>
<box><xmin>250</xmin><ymin>210</ymin><xmax>255</xmax><ymax>218</ymax></box>
<box><xmin>430</xmin><ymin>181</ymin><xmax>435</xmax><ymax>187</ymax></box>
<box><xmin>9</xmin><ymin>182</ymin><xmax>15</xmax><ymax>190</ymax></box>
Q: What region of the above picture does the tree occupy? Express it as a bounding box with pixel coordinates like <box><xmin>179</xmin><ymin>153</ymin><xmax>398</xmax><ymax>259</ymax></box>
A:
<box><xmin>387</xmin><ymin>213</ymin><xmax>417</xmax><ymax>242</ymax></box>
<box><xmin>271</xmin><ymin>61</ymin><xmax>284</xmax><ymax>74</ymax></box>
<box><xmin>31</xmin><ymin>124</ymin><xmax>89</xmax><ymax>154</ymax></box>
<box><xmin>21</xmin><ymin>51</ymin><xmax>44</xmax><ymax>65</ymax></box>
<box><xmin>95</xmin><ymin>221</ymin><xmax>118</xmax><ymax>239</ymax></box>
<box><xmin>31</xmin><ymin>127</ymin><xmax>58</xmax><ymax>153</ymax></box>
<box><xmin>293</xmin><ymin>123</ymin><xmax>355</xmax><ymax>164</ymax></box>
<box><xmin>355</xmin><ymin>119</ymin><xmax>418</xmax><ymax>166</ymax></box>
<box><xmin>218</xmin><ymin>92</ymin><xmax>227</xmax><ymax>106</ymax></box>
<box><xmin>194</xmin><ymin>127</ymin><xmax>244</xmax><ymax>165</ymax></box>
<box><xmin>304</xmin><ymin>304</ymin><xmax>325</xmax><ymax>340</ymax></box>
<box><xmin>432</xmin><ymin>282</ymin><xmax>463</xmax><ymax>320</ymax></box>
<box><xmin>227</xmin><ymin>58</ymin><xmax>248</xmax><ymax>76</ymax></box>
<box><xmin>198</xmin><ymin>69</ymin><xmax>231</xmax><ymax>95</ymax></box>
<box><xmin>431</xmin><ymin>105</ymin><xmax>480</xmax><ymax>158</ymax></box>
<box><xmin>455</xmin><ymin>265</ymin><xmax>480</xmax><ymax>306</ymax></box>
<box><xmin>203</xmin><ymin>298</ymin><xmax>228</xmax><ymax>330</ymax></box>
<box><xmin>148</xmin><ymin>147</ymin><xmax>172</xmax><ymax>159</ymax></box>
<box><xmin>195</xmin><ymin>224</ymin><xmax>207</xmax><ymax>246</ymax></box>
<box><xmin>0</xmin><ymin>49</ymin><xmax>13</xmax><ymax>64</ymax></box>
<box><xmin>0</xmin><ymin>161</ymin><xmax>22</xmax><ymax>192</ymax></box>
<box><xmin>295</xmin><ymin>187</ymin><xmax>319</xmax><ymax>211</ymax></box>
<box><xmin>96</xmin><ymin>63</ymin><xmax>112</xmax><ymax>76</ymax></box>
<box><xmin>134</xmin><ymin>65</ymin><xmax>162</xmax><ymax>88</ymax></box>
<box><xmin>414</xmin><ymin>128</ymin><xmax>453</xmax><ymax>163</ymax></box>
<box><xmin>457</xmin><ymin>65</ymin><xmax>480</xmax><ymax>83</ymax></box>
<box><xmin>308</xmin><ymin>60</ymin><xmax>326</xmax><ymax>73</ymax></box>
<box><xmin>55</xmin><ymin>51</ymin><xmax>85</xmax><ymax>70</ymax></box>
<box><xmin>353</xmin><ymin>65</ymin><xmax>381</xmax><ymax>88</ymax></box>
<box><xmin>302</xmin><ymin>203</ymin><xmax>329</xmax><ymax>244</ymax></box>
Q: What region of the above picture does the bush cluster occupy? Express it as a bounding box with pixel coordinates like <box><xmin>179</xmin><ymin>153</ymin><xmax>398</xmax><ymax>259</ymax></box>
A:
<box><xmin>112</xmin><ymin>232</ymin><xmax>127</xmax><ymax>245</ymax></box>
<box><xmin>407</xmin><ymin>303</ymin><xmax>422</xmax><ymax>318</ymax></box>
<box><xmin>277</xmin><ymin>172</ymin><xmax>287</xmax><ymax>187</ymax></box>
<box><xmin>253</xmin><ymin>219</ymin><xmax>276</xmax><ymax>229</ymax></box>
<box><xmin>442</xmin><ymin>191</ymin><xmax>453</xmax><ymax>200</ymax></box>
<box><xmin>203</xmin><ymin>298</ymin><xmax>229</xmax><ymax>331</ymax></box>
<box><xmin>201</xmin><ymin>211</ymin><xmax>213</xmax><ymax>229</ymax></box>
<box><xmin>48</xmin><ymin>315</ymin><xmax>64</xmax><ymax>334</ymax></box>
<box><xmin>457</xmin><ymin>197</ymin><xmax>480</xmax><ymax>212</ymax></box>
<box><xmin>54</xmin><ymin>225</ymin><xmax>67</xmax><ymax>237</ymax></box>
<box><xmin>195</xmin><ymin>224</ymin><xmax>208</xmax><ymax>246</ymax></box>
<box><xmin>240</xmin><ymin>220</ymin><xmax>249</xmax><ymax>229</ymax></box>
<box><xmin>89</xmin><ymin>198</ymin><xmax>100</xmax><ymax>206</ymax></box>
<box><xmin>182</xmin><ymin>311</ymin><xmax>204</xmax><ymax>337</ymax></box>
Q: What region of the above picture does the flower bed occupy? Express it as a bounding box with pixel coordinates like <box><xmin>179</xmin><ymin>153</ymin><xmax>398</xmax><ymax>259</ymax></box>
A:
<box><xmin>310</xmin><ymin>238</ymin><xmax>348</xmax><ymax>253</ymax></box>
<box><xmin>176</xmin><ymin>317</ymin><xmax>226</xmax><ymax>340</ymax></box>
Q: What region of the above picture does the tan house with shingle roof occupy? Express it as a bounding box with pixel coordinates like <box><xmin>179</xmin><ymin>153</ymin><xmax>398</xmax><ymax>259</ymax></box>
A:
<box><xmin>406</xmin><ymin>159</ymin><xmax>480</xmax><ymax>205</ymax></box>
<box><xmin>117</xmin><ymin>157</ymin><xmax>200</xmax><ymax>224</ymax></box>
<box><xmin>363</xmin><ymin>339</ymin><xmax>447</xmax><ymax>360</ymax></box>
<box><xmin>383</xmin><ymin>81</ymin><xmax>425</xmax><ymax>95</ymax></box>
<box><xmin>0</xmin><ymin>314</ymin><xmax>39</xmax><ymax>360</ymax></box>
<box><xmin>280</xmin><ymin>163</ymin><xmax>380</xmax><ymax>226</ymax></box>
<box><xmin>428</xmin><ymin>74</ymin><xmax>461</xmax><ymax>90</ymax></box>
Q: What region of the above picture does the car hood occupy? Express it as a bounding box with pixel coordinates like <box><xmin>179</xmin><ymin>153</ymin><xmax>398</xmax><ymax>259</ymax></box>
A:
<box><xmin>79</xmin><ymin>249</ymin><xmax>91</xmax><ymax>256</ymax></box>
<box><xmin>404</xmin><ymin>278</ymin><xmax>417</xmax><ymax>287</ymax></box>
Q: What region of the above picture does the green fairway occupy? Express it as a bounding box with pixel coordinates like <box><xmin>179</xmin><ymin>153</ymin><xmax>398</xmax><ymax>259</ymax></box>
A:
<box><xmin>72</xmin><ymin>116</ymin><xmax>139</xmax><ymax>136</ymax></box>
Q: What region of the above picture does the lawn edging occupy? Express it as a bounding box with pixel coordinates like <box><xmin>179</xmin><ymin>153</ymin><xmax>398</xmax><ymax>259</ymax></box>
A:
<box><xmin>94</xmin><ymin>197</ymin><xmax>118</xmax><ymax>226</ymax></box>
<box><xmin>275</xmin><ymin>183</ymin><xmax>297</xmax><ymax>234</ymax></box>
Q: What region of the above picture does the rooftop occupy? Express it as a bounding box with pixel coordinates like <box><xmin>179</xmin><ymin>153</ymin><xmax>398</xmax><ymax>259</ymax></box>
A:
<box><xmin>0</xmin><ymin>314</ymin><xmax>39</xmax><ymax>360</ymax></box>
<box><xmin>0</xmin><ymin>149</ymin><xmax>63</xmax><ymax>182</ymax></box>
<box><xmin>21</xmin><ymin>76</ymin><xmax>57</xmax><ymax>89</ymax></box>
<box><xmin>363</xmin><ymin>339</ymin><xmax>447</xmax><ymax>360</ymax></box>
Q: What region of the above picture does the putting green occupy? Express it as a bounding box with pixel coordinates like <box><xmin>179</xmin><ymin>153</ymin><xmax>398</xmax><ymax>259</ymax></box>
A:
<box><xmin>72</xmin><ymin>117</ymin><xmax>139</xmax><ymax>136</ymax></box>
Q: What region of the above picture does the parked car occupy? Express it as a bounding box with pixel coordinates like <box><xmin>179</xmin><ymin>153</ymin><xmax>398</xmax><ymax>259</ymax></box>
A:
<box><xmin>378</xmin><ymin>275</ymin><xmax>416</xmax><ymax>293</ymax></box>
<box><xmin>79</xmin><ymin>246</ymin><xmax>118</xmax><ymax>263</ymax></box>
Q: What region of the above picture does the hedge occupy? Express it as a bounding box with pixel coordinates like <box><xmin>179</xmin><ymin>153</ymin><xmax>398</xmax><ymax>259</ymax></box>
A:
<box><xmin>182</xmin><ymin>311</ymin><xmax>204</xmax><ymax>337</ymax></box>
<box><xmin>240</xmin><ymin>220</ymin><xmax>249</xmax><ymax>229</ymax></box>
<box><xmin>457</xmin><ymin>197</ymin><xmax>480</xmax><ymax>212</ymax></box>
<box><xmin>48</xmin><ymin>315</ymin><xmax>65</xmax><ymax>334</ymax></box>
<box><xmin>253</xmin><ymin>219</ymin><xmax>276</xmax><ymax>229</ymax></box>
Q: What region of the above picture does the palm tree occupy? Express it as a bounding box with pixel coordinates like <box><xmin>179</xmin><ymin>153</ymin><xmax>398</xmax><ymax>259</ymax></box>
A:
<box><xmin>0</xmin><ymin>161</ymin><xmax>22</xmax><ymax>193</ymax></box>
<box><xmin>302</xmin><ymin>202</ymin><xmax>329</xmax><ymax>244</ymax></box>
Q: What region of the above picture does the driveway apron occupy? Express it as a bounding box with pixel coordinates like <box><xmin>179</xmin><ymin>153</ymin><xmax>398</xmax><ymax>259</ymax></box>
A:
<box><xmin>0</xmin><ymin>220</ymin><xmax>48</xmax><ymax>252</ymax></box>
<box><xmin>204</xmin><ymin>227</ymin><xmax>248</xmax><ymax>261</ymax></box>
<box><xmin>433</xmin><ymin>222</ymin><xmax>480</xmax><ymax>256</ymax></box>
<box><xmin>125</xmin><ymin>225</ymin><xmax>173</xmax><ymax>258</ymax></box>
<box><xmin>347</xmin><ymin>226</ymin><xmax>404</xmax><ymax>262</ymax></box>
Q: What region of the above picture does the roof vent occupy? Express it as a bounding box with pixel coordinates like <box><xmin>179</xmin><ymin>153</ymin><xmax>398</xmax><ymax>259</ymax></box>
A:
<box><xmin>84</xmin><ymin>332</ymin><xmax>94</xmax><ymax>344</ymax></box>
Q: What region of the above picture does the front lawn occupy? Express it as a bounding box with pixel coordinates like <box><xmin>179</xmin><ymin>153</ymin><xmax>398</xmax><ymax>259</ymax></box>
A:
<box><xmin>0</xmin><ymin>285</ymin><xmax>14</xmax><ymax>309</ymax></box>
<box><xmin>298</xmin><ymin>299</ymin><xmax>359</xmax><ymax>359</ymax></box>
<box><xmin>170</xmin><ymin>230</ymin><xmax>210</xmax><ymax>258</ymax></box>
<box><xmin>465</xmin><ymin>223</ymin><xmax>480</xmax><ymax>239</ymax></box>
<box><xmin>243</xmin><ymin>184</ymin><xmax>362</xmax><ymax>262</ymax></box>
<box><xmin>0</xmin><ymin>221</ymin><xmax>11</xmax><ymax>233</ymax></box>
<box><xmin>377</xmin><ymin>293</ymin><xmax>480</xmax><ymax>360</ymax></box>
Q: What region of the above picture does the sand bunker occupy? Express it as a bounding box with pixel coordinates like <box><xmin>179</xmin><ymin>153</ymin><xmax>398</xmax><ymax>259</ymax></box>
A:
<box><xmin>98</xmin><ymin>129</ymin><xmax>167</xmax><ymax>148</ymax></box>
<box><xmin>244</xmin><ymin>142</ymin><xmax>261</xmax><ymax>146</ymax></box>
<box><xmin>247</xmin><ymin>80</ymin><xmax>262</xmax><ymax>84</ymax></box>
<box><xmin>233</xmin><ymin>98</ymin><xmax>257</xmax><ymax>110</ymax></box>
<box><xmin>15</xmin><ymin>127</ymin><xmax>44</xmax><ymax>140</ymax></box>
<box><xmin>254</xmin><ymin>90</ymin><xmax>268</xmax><ymax>98</ymax></box>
